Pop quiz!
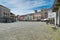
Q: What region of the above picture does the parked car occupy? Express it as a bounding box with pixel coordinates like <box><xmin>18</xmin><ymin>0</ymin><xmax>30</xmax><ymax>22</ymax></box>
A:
<box><xmin>41</xmin><ymin>19</ymin><xmax>48</xmax><ymax>22</ymax></box>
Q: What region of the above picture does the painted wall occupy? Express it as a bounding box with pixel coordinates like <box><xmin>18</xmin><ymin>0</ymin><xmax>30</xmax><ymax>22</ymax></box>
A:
<box><xmin>0</xmin><ymin>5</ymin><xmax>10</xmax><ymax>17</ymax></box>
<box><xmin>0</xmin><ymin>5</ymin><xmax>10</xmax><ymax>22</ymax></box>
<box><xmin>57</xmin><ymin>7</ymin><xmax>60</xmax><ymax>26</ymax></box>
<box><xmin>33</xmin><ymin>12</ymin><xmax>41</xmax><ymax>21</ymax></box>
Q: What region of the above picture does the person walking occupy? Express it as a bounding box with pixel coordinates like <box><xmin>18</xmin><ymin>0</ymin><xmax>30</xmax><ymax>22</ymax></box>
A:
<box><xmin>46</xmin><ymin>20</ymin><xmax>49</xmax><ymax>24</ymax></box>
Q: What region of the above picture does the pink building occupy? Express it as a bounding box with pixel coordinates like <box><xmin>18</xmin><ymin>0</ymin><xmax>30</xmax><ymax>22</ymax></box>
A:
<box><xmin>33</xmin><ymin>10</ymin><xmax>41</xmax><ymax>21</ymax></box>
<box><xmin>18</xmin><ymin>15</ymin><xmax>25</xmax><ymax>21</ymax></box>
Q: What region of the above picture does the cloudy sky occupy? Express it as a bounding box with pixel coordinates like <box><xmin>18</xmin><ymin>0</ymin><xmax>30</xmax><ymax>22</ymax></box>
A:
<box><xmin>0</xmin><ymin>0</ymin><xmax>54</xmax><ymax>15</ymax></box>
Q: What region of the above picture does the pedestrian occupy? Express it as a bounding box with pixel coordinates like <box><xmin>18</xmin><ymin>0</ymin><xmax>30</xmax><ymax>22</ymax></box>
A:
<box><xmin>46</xmin><ymin>20</ymin><xmax>49</xmax><ymax>24</ymax></box>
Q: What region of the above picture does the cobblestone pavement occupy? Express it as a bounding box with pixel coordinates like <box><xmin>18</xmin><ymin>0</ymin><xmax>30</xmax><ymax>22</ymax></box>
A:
<box><xmin>0</xmin><ymin>21</ymin><xmax>60</xmax><ymax>40</ymax></box>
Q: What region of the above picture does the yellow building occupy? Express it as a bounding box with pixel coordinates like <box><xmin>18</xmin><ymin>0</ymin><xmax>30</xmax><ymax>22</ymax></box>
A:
<box><xmin>0</xmin><ymin>5</ymin><xmax>10</xmax><ymax>22</ymax></box>
<box><xmin>40</xmin><ymin>9</ymin><xmax>48</xmax><ymax>19</ymax></box>
<box><xmin>8</xmin><ymin>13</ymin><xmax>16</xmax><ymax>22</ymax></box>
<box><xmin>0</xmin><ymin>5</ymin><xmax>16</xmax><ymax>22</ymax></box>
<box><xmin>0</xmin><ymin>5</ymin><xmax>10</xmax><ymax>17</ymax></box>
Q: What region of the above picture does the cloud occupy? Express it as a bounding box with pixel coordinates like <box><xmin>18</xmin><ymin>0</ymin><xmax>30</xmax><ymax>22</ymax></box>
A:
<box><xmin>0</xmin><ymin>0</ymin><xmax>54</xmax><ymax>15</ymax></box>
<box><xmin>6</xmin><ymin>0</ymin><xmax>48</xmax><ymax>9</ymax></box>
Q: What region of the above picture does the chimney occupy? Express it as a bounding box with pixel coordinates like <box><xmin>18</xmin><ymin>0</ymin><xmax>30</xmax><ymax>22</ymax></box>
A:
<box><xmin>35</xmin><ymin>10</ymin><xmax>37</xmax><ymax>13</ymax></box>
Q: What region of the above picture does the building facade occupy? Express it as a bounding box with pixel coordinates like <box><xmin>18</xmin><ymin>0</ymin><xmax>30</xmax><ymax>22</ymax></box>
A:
<box><xmin>33</xmin><ymin>12</ymin><xmax>41</xmax><ymax>21</ymax></box>
<box><xmin>52</xmin><ymin>0</ymin><xmax>60</xmax><ymax>26</ymax></box>
<box><xmin>18</xmin><ymin>10</ymin><xmax>41</xmax><ymax>21</ymax></box>
<box><xmin>40</xmin><ymin>9</ymin><xmax>48</xmax><ymax>19</ymax></box>
<box><xmin>18</xmin><ymin>15</ymin><xmax>25</xmax><ymax>21</ymax></box>
<box><xmin>25</xmin><ymin>14</ymin><xmax>34</xmax><ymax>21</ymax></box>
<box><xmin>9</xmin><ymin>13</ymin><xmax>16</xmax><ymax>22</ymax></box>
<box><xmin>0</xmin><ymin>5</ymin><xmax>16</xmax><ymax>23</ymax></box>
<box><xmin>0</xmin><ymin>5</ymin><xmax>10</xmax><ymax>22</ymax></box>
<box><xmin>18</xmin><ymin>13</ymin><xmax>34</xmax><ymax>21</ymax></box>
<box><xmin>0</xmin><ymin>5</ymin><xmax>10</xmax><ymax>17</ymax></box>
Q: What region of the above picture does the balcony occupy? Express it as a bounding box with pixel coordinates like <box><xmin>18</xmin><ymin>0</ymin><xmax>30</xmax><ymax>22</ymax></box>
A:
<box><xmin>57</xmin><ymin>0</ymin><xmax>60</xmax><ymax>2</ymax></box>
<box><xmin>55</xmin><ymin>3</ymin><xmax>60</xmax><ymax>6</ymax></box>
<box><xmin>52</xmin><ymin>7</ymin><xmax>59</xmax><ymax>12</ymax></box>
<box><xmin>55</xmin><ymin>2</ymin><xmax>60</xmax><ymax>4</ymax></box>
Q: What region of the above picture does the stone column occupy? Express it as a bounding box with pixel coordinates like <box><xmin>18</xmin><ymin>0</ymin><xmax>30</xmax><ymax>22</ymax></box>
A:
<box><xmin>57</xmin><ymin>7</ymin><xmax>60</xmax><ymax>26</ymax></box>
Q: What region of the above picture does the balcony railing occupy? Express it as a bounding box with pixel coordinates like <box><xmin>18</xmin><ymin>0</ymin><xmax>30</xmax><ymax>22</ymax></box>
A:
<box><xmin>57</xmin><ymin>0</ymin><xmax>60</xmax><ymax>2</ymax></box>
<box><xmin>55</xmin><ymin>2</ymin><xmax>60</xmax><ymax>4</ymax></box>
<box><xmin>55</xmin><ymin>3</ymin><xmax>60</xmax><ymax>6</ymax></box>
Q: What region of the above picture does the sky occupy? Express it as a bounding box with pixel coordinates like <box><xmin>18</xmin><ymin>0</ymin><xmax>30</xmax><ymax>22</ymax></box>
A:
<box><xmin>0</xmin><ymin>0</ymin><xmax>54</xmax><ymax>15</ymax></box>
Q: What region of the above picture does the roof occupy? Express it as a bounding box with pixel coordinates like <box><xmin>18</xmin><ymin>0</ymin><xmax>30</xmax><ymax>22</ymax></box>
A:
<box><xmin>20</xmin><ymin>13</ymin><xmax>34</xmax><ymax>16</ymax></box>
<box><xmin>52</xmin><ymin>0</ymin><xmax>60</xmax><ymax>11</ymax></box>
<box><xmin>0</xmin><ymin>5</ymin><xmax>10</xmax><ymax>10</ymax></box>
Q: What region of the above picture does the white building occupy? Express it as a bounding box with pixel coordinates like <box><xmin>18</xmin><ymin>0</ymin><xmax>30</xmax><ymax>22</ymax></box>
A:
<box><xmin>46</xmin><ymin>9</ymin><xmax>57</xmax><ymax>25</ymax></box>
